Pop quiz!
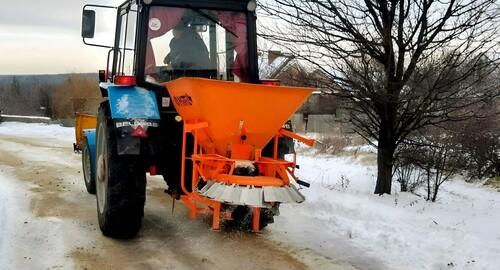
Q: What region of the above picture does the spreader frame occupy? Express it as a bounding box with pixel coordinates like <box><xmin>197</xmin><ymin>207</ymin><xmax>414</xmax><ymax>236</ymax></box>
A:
<box><xmin>178</xmin><ymin>121</ymin><xmax>314</xmax><ymax>232</ymax></box>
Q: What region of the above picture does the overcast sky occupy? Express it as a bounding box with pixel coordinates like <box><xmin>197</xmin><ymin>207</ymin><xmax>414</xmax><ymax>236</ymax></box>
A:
<box><xmin>0</xmin><ymin>0</ymin><xmax>122</xmax><ymax>75</ymax></box>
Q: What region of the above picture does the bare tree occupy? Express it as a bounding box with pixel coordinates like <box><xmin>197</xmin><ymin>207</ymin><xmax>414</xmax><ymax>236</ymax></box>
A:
<box><xmin>0</xmin><ymin>76</ymin><xmax>58</xmax><ymax>116</ymax></box>
<box><xmin>393</xmin><ymin>154</ymin><xmax>425</xmax><ymax>193</ymax></box>
<box><xmin>0</xmin><ymin>85</ymin><xmax>4</xmax><ymax>113</ymax></box>
<box><xmin>39</xmin><ymin>84</ymin><xmax>54</xmax><ymax>117</ymax></box>
<box><xmin>260</xmin><ymin>0</ymin><xmax>500</xmax><ymax>194</ymax></box>
<box><xmin>4</xmin><ymin>76</ymin><xmax>29</xmax><ymax>115</ymax></box>
<box><xmin>447</xmin><ymin>102</ymin><xmax>500</xmax><ymax>180</ymax></box>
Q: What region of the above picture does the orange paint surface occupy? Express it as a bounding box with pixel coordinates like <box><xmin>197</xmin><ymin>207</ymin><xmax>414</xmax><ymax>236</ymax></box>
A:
<box><xmin>165</xmin><ymin>78</ymin><xmax>313</xmax><ymax>156</ymax></box>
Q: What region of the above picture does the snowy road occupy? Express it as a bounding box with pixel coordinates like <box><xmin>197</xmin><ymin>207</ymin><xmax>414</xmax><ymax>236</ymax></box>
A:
<box><xmin>0</xmin><ymin>123</ymin><xmax>371</xmax><ymax>270</ymax></box>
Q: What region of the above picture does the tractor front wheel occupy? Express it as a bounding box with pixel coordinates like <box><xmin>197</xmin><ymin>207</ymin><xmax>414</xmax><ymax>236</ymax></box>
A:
<box><xmin>95</xmin><ymin>104</ymin><xmax>146</xmax><ymax>239</ymax></box>
<box><xmin>82</xmin><ymin>140</ymin><xmax>96</xmax><ymax>194</ymax></box>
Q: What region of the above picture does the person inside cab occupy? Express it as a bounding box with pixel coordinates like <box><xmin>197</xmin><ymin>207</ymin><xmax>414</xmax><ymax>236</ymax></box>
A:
<box><xmin>163</xmin><ymin>20</ymin><xmax>211</xmax><ymax>76</ymax></box>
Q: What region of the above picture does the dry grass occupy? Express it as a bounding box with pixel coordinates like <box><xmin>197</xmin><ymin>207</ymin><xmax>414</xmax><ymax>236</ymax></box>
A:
<box><xmin>314</xmin><ymin>134</ymin><xmax>352</xmax><ymax>155</ymax></box>
<box><xmin>51</xmin><ymin>74</ymin><xmax>100</xmax><ymax>119</ymax></box>
<box><xmin>484</xmin><ymin>176</ymin><xmax>500</xmax><ymax>191</ymax></box>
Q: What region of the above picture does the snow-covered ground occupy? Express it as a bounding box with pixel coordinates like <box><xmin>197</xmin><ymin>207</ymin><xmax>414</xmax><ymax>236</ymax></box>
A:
<box><xmin>0</xmin><ymin>122</ymin><xmax>79</xmax><ymax>269</ymax></box>
<box><xmin>270</xmin><ymin>150</ymin><xmax>500</xmax><ymax>270</ymax></box>
<box><xmin>0</xmin><ymin>114</ymin><xmax>50</xmax><ymax>120</ymax></box>
<box><xmin>0</xmin><ymin>121</ymin><xmax>74</xmax><ymax>142</ymax></box>
<box><xmin>1</xmin><ymin>122</ymin><xmax>499</xmax><ymax>270</ymax></box>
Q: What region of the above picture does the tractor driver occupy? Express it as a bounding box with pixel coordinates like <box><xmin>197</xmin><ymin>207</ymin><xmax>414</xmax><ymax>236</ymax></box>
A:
<box><xmin>163</xmin><ymin>21</ymin><xmax>211</xmax><ymax>75</ymax></box>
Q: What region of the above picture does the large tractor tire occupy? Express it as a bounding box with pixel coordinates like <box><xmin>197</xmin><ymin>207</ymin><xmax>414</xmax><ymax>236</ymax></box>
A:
<box><xmin>95</xmin><ymin>104</ymin><xmax>146</xmax><ymax>239</ymax></box>
<box><xmin>82</xmin><ymin>140</ymin><xmax>96</xmax><ymax>194</ymax></box>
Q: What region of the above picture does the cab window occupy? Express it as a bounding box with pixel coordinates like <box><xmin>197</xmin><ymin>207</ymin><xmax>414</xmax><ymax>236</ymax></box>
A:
<box><xmin>145</xmin><ymin>7</ymin><xmax>249</xmax><ymax>84</ymax></box>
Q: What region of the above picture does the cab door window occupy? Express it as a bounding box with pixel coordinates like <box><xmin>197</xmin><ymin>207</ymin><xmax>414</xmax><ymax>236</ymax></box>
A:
<box><xmin>117</xmin><ymin>5</ymin><xmax>137</xmax><ymax>76</ymax></box>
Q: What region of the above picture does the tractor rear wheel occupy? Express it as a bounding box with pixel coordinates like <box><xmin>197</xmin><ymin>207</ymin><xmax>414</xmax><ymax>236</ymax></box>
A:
<box><xmin>95</xmin><ymin>104</ymin><xmax>146</xmax><ymax>239</ymax></box>
<box><xmin>82</xmin><ymin>140</ymin><xmax>96</xmax><ymax>194</ymax></box>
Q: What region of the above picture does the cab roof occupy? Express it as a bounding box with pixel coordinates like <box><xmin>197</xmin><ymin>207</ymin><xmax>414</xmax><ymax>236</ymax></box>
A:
<box><xmin>130</xmin><ymin>0</ymin><xmax>253</xmax><ymax>12</ymax></box>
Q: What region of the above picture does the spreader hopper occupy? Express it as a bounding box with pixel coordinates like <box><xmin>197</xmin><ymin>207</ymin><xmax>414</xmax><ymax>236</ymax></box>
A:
<box><xmin>166</xmin><ymin>78</ymin><xmax>313</xmax><ymax>156</ymax></box>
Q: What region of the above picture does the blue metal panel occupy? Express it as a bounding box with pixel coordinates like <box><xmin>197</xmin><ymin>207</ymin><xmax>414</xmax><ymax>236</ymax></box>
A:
<box><xmin>107</xmin><ymin>85</ymin><xmax>160</xmax><ymax>120</ymax></box>
<box><xmin>84</xmin><ymin>129</ymin><xmax>97</xmax><ymax>183</ymax></box>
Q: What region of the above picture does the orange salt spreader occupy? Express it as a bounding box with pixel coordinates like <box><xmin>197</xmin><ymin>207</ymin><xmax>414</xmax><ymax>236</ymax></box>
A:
<box><xmin>166</xmin><ymin>78</ymin><xmax>315</xmax><ymax>232</ymax></box>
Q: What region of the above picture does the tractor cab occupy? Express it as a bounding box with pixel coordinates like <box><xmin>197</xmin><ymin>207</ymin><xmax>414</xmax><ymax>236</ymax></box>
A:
<box><xmin>82</xmin><ymin>0</ymin><xmax>259</xmax><ymax>89</ymax></box>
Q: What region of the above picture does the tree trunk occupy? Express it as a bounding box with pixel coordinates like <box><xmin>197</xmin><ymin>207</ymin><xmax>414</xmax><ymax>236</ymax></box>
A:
<box><xmin>375</xmin><ymin>145</ymin><xmax>395</xmax><ymax>194</ymax></box>
<box><xmin>400</xmin><ymin>181</ymin><xmax>408</xmax><ymax>192</ymax></box>
<box><xmin>431</xmin><ymin>170</ymin><xmax>441</xmax><ymax>202</ymax></box>
<box><xmin>432</xmin><ymin>179</ymin><xmax>440</xmax><ymax>202</ymax></box>
<box><xmin>374</xmin><ymin>109</ymin><xmax>397</xmax><ymax>195</ymax></box>
<box><xmin>426</xmin><ymin>169</ymin><xmax>431</xmax><ymax>201</ymax></box>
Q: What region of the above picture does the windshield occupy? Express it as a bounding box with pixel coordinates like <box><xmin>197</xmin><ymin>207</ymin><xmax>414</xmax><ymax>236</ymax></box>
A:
<box><xmin>145</xmin><ymin>6</ymin><xmax>250</xmax><ymax>84</ymax></box>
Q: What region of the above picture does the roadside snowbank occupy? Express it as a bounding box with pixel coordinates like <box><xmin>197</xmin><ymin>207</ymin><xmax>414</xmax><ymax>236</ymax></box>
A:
<box><xmin>0</xmin><ymin>122</ymin><xmax>74</xmax><ymax>144</ymax></box>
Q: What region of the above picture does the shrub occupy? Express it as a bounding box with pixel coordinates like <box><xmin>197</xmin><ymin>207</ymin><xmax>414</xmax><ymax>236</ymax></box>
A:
<box><xmin>315</xmin><ymin>134</ymin><xmax>351</xmax><ymax>155</ymax></box>
<box><xmin>395</xmin><ymin>131</ymin><xmax>465</xmax><ymax>201</ymax></box>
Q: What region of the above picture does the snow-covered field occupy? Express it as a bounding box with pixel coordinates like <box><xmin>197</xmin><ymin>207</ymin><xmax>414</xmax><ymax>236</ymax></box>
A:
<box><xmin>1</xmin><ymin>122</ymin><xmax>499</xmax><ymax>270</ymax></box>
<box><xmin>271</xmin><ymin>149</ymin><xmax>500</xmax><ymax>270</ymax></box>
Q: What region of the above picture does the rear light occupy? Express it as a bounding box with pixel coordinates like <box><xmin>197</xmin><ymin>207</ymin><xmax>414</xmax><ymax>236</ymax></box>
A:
<box><xmin>261</xmin><ymin>79</ymin><xmax>281</xmax><ymax>86</ymax></box>
<box><xmin>114</xmin><ymin>75</ymin><xmax>136</xmax><ymax>86</ymax></box>
<box><xmin>131</xmin><ymin>125</ymin><xmax>148</xmax><ymax>138</ymax></box>
<box><xmin>149</xmin><ymin>165</ymin><xmax>157</xmax><ymax>176</ymax></box>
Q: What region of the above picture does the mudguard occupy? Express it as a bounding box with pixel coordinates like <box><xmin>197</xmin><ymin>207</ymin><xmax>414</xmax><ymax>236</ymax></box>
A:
<box><xmin>83</xmin><ymin>129</ymin><xmax>97</xmax><ymax>183</ymax></box>
<box><xmin>106</xmin><ymin>85</ymin><xmax>160</xmax><ymax>120</ymax></box>
<box><xmin>100</xmin><ymin>84</ymin><xmax>161</xmax><ymax>155</ymax></box>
